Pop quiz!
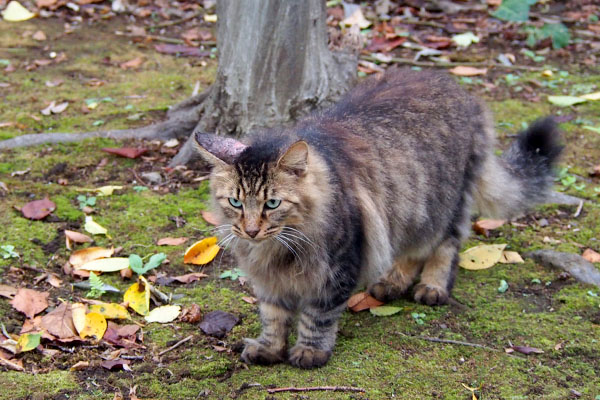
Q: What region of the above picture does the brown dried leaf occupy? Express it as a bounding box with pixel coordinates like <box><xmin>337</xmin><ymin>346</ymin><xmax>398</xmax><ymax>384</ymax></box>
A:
<box><xmin>69</xmin><ymin>246</ymin><xmax>114</xmax><ymax>268</ymax></box>
<box><xmin>473</xmin><ymin>219</ymin><xmax>506</xmax><ymax>237</ymax></box>
<box><xmin>180</xmin><ymin>304</ymin><xmax>202</xmax><ymax>324</ymax></box>
<box><xmin>582</xmin><ymin>248</ymin><xmax>600</xmax><ymax>263</ymax></box>
<box><xmin>511</xmin><ymin>345</ymin><xmax>544</xmax><ymax>355</ymax></box>
<box><xmin>347</xmin><ymin>292</ymin><xmax>384</xmax><ymax>312</ymax></box>
<box><xmin>201</xmin><ymin>210</ymin><xmax>220</xmax><ymax>226</ymax></box>
<box><xmin>41</xmin><ymin>303</ymin><xmax>78</xmax><ymax>340</ymax></box>
<box><xmin>101</xmin><ymin>147</ymin><xmax>148</xmax><ymax>159</ymax></box>
<box><xmin>65</xmin><ymin>230</ymin><xmax>93</xmax><ymax>244</ymax></box>
<box><xmin>0</xmin><ymin>350</ymin><xmax>24</xmax><ymax>371</ymax></box>
<box><xmin>20</xmin><ymin>198</ymin><xmax>56</xmax><ymax>220</ymax></box>
<box><xmin>154</xmin><ymin>44</ymin><xmax>210</xmax><ymax>57</ymax></box>
<box><xmin>449</xmin><ymin>66</ymin><xmax>488</xmax><ymax>76</ymax></box>
<box><xmin>101</xmin><ymin>359</ymin><xmax>131</xmax><ymax>370</ymax></box>
<box><xmin>199</xmin><ymin>311</ymin><xmax>238</xmax><ymax>338</ymax></box>
<box><xmin>46</xmin><ymin>273</ymin><xmax>63</xmax><ymax>288</ymax></box>
<box><xmin>11</xmin><ymin>289</ymin><xmax>49</xmax><ymax>318</ymax></box>
<box><xmin>70</xmin><ymin>361</ymin><xmax>90</xmax><ymax>371</ymax></box>
<box><xmin>590</xmin><ymin>165</ymin><xmax>600</xmax><ymax>177</ymax></box>
<box><xmin>0</xmin><ymin>284</ymin><xmax>17</xmax><ymax>299</ymax></box>
<box><xmin>103</xmin><ymin>322</ymin><xmax>141</xmax><ymax>349</ymax></box>
<box><xmin>156</xmin><ymin>237</ymin><xmax>188</xmax><ymax>246</ymax></box>
<box><xmin>120</xmin><ymin>57</ymin><xmax>144</xmax><ymax>70</ymax></box>
<box><xmin>120</xmin><ymin>267</ymin><xmax>133</xmax><ymax>280</ymax></box>
<box><xmin>241</xmin><ymin>296</ymin><xmax>257</xmax><ymax>304</ymax></box>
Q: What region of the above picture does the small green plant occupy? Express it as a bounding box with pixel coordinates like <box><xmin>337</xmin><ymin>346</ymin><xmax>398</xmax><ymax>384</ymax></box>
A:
<box><xmin>556</xmin><ymin>167</ymin><xmax>585</xmax><ymax>191</ymax></box>
<box><xmin>86</xmin><ymin>272</ymin><xmax>106</xmax><ymax>298</ymax></box>
<box><xmin>1</xmin><ymin>244</ymin><xmax>19</xmax><ymax>259</ymax></box>
<box><xmin>220</xmin><ymin>268</ymin><xmax>246</xmax><ymax>281</ymax></box>
<box><xmin>411</xmin><ymin>312</ymin><xmax>426</xmax><ymax>325</ymax></box>
<box><xmin>128</xmin><ymin>253</ymin><xmax>167</xmax><ymax>275</ymax></box>
<box><xmin>76</xmin><ymin>194</ymin><xmax>96</xmax><ymax>209</ymax></box>
<box><xmin>498</xmin><ymin>280</ymin><xmax>509</xmax><ymax>293</ymax></box>
<box><xmin>133</xmin><ymin>186</ymin><xmax>148</xmax><ymax>192</ymax></box>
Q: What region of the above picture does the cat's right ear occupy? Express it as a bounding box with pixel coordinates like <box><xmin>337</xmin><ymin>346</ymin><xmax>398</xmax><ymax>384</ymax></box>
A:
<box><xmin>194</xmin><ymin>132</ymin><xmax>247</xmax><ymax>167</ymax></box>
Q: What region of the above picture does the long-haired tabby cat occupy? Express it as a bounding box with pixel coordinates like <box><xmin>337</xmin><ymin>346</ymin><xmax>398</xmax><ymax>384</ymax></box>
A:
<box><xmin>193</xmin><ymin>68</ymin><xmax>562</xmax><ymax>368</ymax></box>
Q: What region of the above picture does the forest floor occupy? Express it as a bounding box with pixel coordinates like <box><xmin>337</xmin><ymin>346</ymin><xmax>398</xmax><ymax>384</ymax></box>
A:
<box><xmin>1</xmin><ymin>1</ymin><xmax>600</xmax><ymax>399</ymax></box>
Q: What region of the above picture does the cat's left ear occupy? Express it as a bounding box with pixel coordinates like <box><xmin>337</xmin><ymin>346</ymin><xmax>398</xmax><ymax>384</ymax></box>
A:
<box><xmin>277</xmin><ymin>141</ymin><xmax>309</xmax><ymax>176</ymax></box>
<box><xmin>194</xmin><ymin>132</ymin><xmax>247</xmax><ymax>166</ymax></box>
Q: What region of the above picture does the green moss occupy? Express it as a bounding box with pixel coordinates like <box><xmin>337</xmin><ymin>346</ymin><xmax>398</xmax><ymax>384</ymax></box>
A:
<box><xmin>0</xmin><ymin>371</ymin><xmax>79</xmax><ymax>400</ymax></box>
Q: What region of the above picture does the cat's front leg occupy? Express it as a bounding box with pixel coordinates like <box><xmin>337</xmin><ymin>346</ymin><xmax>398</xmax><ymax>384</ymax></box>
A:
<box><xmin>289</xmin><ymin>302</ymin><xmax>346</xmax><ymax>368</ymax></box>
<box><xmin>241</xmin><ymin>301</ymin><xmax>292</xmax><ymax>365</ymax></box>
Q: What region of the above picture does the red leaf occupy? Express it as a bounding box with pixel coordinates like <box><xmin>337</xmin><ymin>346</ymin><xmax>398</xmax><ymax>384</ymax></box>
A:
<box><xmin>101</xmin><ymin>147</ymin><xmax>148</xmax><ymax>159</ymax></box>
<box><xmin>365</xmin><ymin>36</ymin><xmax>406</xmax><ymax>52</ymax></box>
<box><xmin>20</xmin><ymin>198</ymin><xmax>56</xmax><ymax>220</ymax></box>
<box><xmin>472</xmin><ymin>219</ymin><xmax>506</xmax><ymax>237</ymax></box>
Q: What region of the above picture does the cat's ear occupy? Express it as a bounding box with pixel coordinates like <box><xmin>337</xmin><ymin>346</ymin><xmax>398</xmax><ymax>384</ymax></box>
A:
<box><xmin>194</xmin><ymin>132</ymin><xmax>247</xmax><ymax>166</ymax></box>
<box><xmin>277</xmin><ymin>141</ymin><xmax>309</xmax><ymax>176</ymax></box>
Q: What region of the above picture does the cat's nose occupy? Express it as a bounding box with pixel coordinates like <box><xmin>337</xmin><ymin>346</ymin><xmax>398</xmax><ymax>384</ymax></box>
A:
<box><xmin>245</xmin><ymin>228</ymin><xmax>260</xmax><ymax>238</ymax></box>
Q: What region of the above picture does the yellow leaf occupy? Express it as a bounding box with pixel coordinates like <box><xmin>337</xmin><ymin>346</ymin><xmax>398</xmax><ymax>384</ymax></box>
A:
<box><xmin>89</xmin><ymin>303</ymin><xmax>130</xmax><ymax>320</ymax></box>
<box><xmin>78</xmin><ymin>185</ymin><xmax>123</xmax><ymax>196</ymax></box>
<box><xmin>71</xmin><ymin>303</ymin><xmax>87</xmax><ymax>334</ymax></box>
<box><xmin>204</xmin><ymin>14</ymin><xmax>217</xmax><ymax>22</ymax></box>
<box><xmin>459</xmin><ymin>244</ymin><xmax>507</xmax><ymax>270</ymax></box>
<box><xmin>79</xmin><ymin>312</ymin><xmax>107</xmax><ymax>340</ymax></box>
<box><xmin>69</xmin><ymin>246</ymin><xmax>114</xmax><ymax>268</ymax></box>
<box><xmin>77</xmin><ymin>257</ymin><xmax>130</xmax><ymax>272</ymax></box>
<box><xmin>183</xmin><ymin>237</ymin><xmax>220</xmax><ymax>265</ymax></box>
<box><xmin>16</xmin><ymin>333</ymin><xmax>41</xmax><ymax>353</ymax></box>
<box><xmin>2</xmin><ymin>1</ymin><xmax>36</xmax><ymax>22</ymax></box>
<box><xmin>124</xmin><ymin>277</ymin><xmax>150</xmax><ymax>316</ymax></box>
<box><xmin>499</xmin><ymin>251</ymin><xmax>524</xmax><ymax>264</ymax></box>
<box><xmin>580</xmin><ymin>91</ymin><xmax>600</xmax><ymax>101</ymax></box>
<box><xmin>144</xmin><ymin>305</ymin><xmax>181</xmax><ymax>323</ymax></box>
<box><xmin>84</xmin><ymin>216</ymin><xmax>108</xmax><ymax>236</ymax></box>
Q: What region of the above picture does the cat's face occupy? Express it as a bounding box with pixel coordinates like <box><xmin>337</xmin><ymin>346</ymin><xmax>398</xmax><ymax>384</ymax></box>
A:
<box><xmin>195</xmin><ymin>134</ymin><xmax>310</xmax><ymax>243</ymax></box>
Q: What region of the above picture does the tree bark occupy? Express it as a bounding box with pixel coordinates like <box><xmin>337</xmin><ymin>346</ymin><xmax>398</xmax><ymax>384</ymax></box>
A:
<box><xmin>0</xmin><ymin>0</ymin><xmax>358</xmax><ymax>166</ymax></box>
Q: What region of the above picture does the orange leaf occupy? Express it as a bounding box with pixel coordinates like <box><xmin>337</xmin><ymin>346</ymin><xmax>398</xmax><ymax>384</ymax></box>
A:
<box><xmin>472</xmin><ymin>219</ymin><xmax>506</xmax><ymax>236</ymax></box>
<box><xmin>184</xmin><ymin>237</ymin><xmax>220</xmax><ymax>265</ymax></box>
<box><xmin>69</xmin><ymin>246</ymin><xmax>114</xmax><ymax>268</ymax></box>
<box><xmin>120</xmin><ymin>57</ymin><xmax>144</xmax><ymax>70</ymax></box>
<box><xmin>157</xmin><ymin>237</ymin><xmax>189</xmax><ymax>246</ymax></box>
<box><xmin>582</xmin><ymin>248</ymin><xmax>600</xmax><ymax>263</ymax></box>
<box><xmin>449</xmin><ymin>66</ymin><xmax>488</xmax><ymax>76</ymax></box>
<box><xmin>347</xmin><ymin>292</ymin><xmax>384</xmax><ymax>312</ymax></box>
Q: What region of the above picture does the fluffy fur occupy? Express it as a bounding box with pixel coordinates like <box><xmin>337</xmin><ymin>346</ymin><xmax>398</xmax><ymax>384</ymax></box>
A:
<box><xmin>193</xmin><ymin>69</ymin><xmax>562</xmax><ymax>368</ymax></box>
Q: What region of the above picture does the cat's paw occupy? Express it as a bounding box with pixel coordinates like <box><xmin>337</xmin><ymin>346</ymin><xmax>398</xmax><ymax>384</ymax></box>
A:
<box><xmin>288</xmin><ymin>345</ymin><xmax>331</xmax><ymax>369</ymax></box>
<box><xmin>368</xmin><ymin>281</ymin><xmax>408</xmax><ymax>302</ymax></box>
<box><xmin>413</xmin><ymin>283</ymin><xmax>449</xmax><ymax>306</ymax></box>
<box><xmin>240</xmin><ymin>338</ymin><xmax>285</xmax><ymax>365</ymax></box>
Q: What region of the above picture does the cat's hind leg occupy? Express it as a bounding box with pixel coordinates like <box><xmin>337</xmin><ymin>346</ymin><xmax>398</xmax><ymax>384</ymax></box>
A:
<box><xmin>368</xmin><ymin>258</ymin><xmax>422</xmax><ymax>302</ymax></box>
<box><xmin>241</xmin><ymin>301</ymin><xmax>292</xmax><ymax>365</ymax></box>
<box><xmin>413</xmin><ymin>238</ymin><xmax>459</xmax><ymax>305</ymax></box>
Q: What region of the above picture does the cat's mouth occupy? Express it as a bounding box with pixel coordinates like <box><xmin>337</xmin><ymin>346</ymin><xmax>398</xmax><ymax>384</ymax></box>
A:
<box><xmin>232</xmin><ymin>225</ymin><xmax>281</xmax><ymax>242</ymax></box>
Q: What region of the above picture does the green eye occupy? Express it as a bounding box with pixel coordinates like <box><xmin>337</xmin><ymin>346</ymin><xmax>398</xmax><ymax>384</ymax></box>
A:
<box><xmin>229</xmin><ymin>198</ymin><xmax>242</xmax><ymax>208</ymax></box>
<box><xmin>265</xmin><ymin>199</ymin><xmax>281</xmax><ymax>209</ymax></box>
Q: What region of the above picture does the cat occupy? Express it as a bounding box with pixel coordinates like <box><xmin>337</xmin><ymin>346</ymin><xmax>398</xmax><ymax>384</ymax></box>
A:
<box><xmin>193</xmin><ymin>68</ymin><xmax>562</xmax><ymax>369</ymax></box>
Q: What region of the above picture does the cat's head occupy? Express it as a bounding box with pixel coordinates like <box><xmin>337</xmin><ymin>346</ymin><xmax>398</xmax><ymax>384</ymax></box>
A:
<box><xmin>194</xmin><ymin>132</ymin><xmax>317</xmax><ymax>243</ymax></box>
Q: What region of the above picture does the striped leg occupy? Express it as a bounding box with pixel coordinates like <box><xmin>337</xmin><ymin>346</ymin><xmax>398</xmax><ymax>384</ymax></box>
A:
<box><xmin>288</xmin><ymin>302</ymin><xmax>346</xmax><ymax>368</ymax></box>
<box><xmin>413</xmin><ymin>239</ymin><xmax>459</xmax><ymax>306</ymax></box>
<box><xmin>368</xmin><ymin>258</ymin><xmax>422</xmax><ymax>302</ymax></box>
<box><xmin>241</xmin><ymin>302</ymin><xmax>292</xmax><ymax>365</ymax></box>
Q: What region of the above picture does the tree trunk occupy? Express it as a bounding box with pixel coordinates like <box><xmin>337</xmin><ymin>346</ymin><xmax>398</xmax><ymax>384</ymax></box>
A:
<box><xmin>0</xmin><ymin>0</ymin><xmax>358</xmax><ymax>165</ymax></box>
<box><xmin>168</xmin><ymin>0</ymin><xmax>358</xmax><ymax>165</ymax></box>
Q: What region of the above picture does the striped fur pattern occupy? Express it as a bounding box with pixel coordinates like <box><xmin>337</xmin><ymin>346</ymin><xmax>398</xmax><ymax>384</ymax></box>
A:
<box><xmin>194</xmin><ymin>69</ymin><xmax>562</xmax><ymax>368</ymax></box>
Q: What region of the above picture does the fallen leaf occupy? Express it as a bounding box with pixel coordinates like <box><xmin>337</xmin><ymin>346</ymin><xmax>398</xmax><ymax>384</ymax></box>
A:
<box><xmin>79</xmin><ymin>312</ymin><xmax>107</xmax><ymax>340</ymax></box>
<box><xmin>370</xmin><ymin>305</ymin><xmax>402</xmax><ymax>316</ymax></box>
<box><xmin>71</xmin><ymin>303</ymin><xmax>87</xmax><ymax>334</ymax></box>
<box><xmin>547</xmin><ymin>95</ymin><xmax>587</xmax><ymax>107</ymax></box>
<box><xmin>32</xmin><ymin>30</ymin><xmax>46</xmax><ymax>41</ymax></box>
<box><xmin>77</xmin><ymin>185</ymin><xmax>123</xmax><ymax>196</ymax></box>
<box><xmin>511</xmin><ymin>345</ymin><xmax>544</xmax><ymax>355</ymax></box>
<box><xmin>241</xmin><ymin>296</ymin><xmax>257</xmax><ymax>304</ymax></box>
<box><xmin>70</xmin><ymin>361</ymin><xmax>90</xmax><ymax>371</ymax></box>
<box><xmin>499</xmin><ymin>251</ymin><xmax>525</xmax><ymax>264</ymax></box>
<box><xmin>0</xmin><ymin>284</ymin><xmax>17</xmax><ymax>299</ymax></box>
<box><xmin>583</xmin><ymin>126</ymin><xmax>600</xmax><ymax>134</ymax></box>
<box><xmin>45</xmin><ymin>79</ymin><xmax>63</xmax><ymax>87</ymax></box>
<box><xmin>145</xmin><ymin>305</ymin><xmax>181</xmax><ymax>323</ymax></box>
<box><xmin>120</xmin><ymin>267</ymin><xmax>133</xmax><ymax>280</ymax></box>
<box><xmin>101</xmin><ymin>359</ymin><xmax>130</xmax><ymax>370</ymax></box>
<box><xmin>16</xmin><ymin>333</ymin><xmax>41</xmax><ymax>353</ymax></box>
<box><xmin>199</xmin><ymin>311</ymin><xmax>239</xmax><ymax>338</ymax></box>
<box><xmin>154</xmin><ymin>44</ymin><xmax>210</xmax><ymax>57</ymax></box>
<box><xmin>497</xmin><ymin>279</ymin><xmax>509</xmax><ymax>293</ymax></box>
<box><xmin>120</xmin><ymin>57</ymin><xmax>144</xmax><ymax>70</ymax></box>
<box><xmin>582</xmin><ymin>248</ymin><xmax>600</xmax><ymax>263</ymax></box>
<box><xmin>2</xmin><ymin>1</ymin><xmax>36</xmax><ymax>21</ymax></box>
<box><xmin>101</xmin><ymin>147</ymin><xmax>148</xmax><ymax>159</ymax></box>
<box><xmin>11</xmin><ymin>288</ymin><xmax>49</xmax><ymax>318</ymax></box>
<box><xmin>347</xmin><ymin>292</ymin><xmax>384</xmax><ymax>312</ymax></box>
<box><xmin>20</xmin><ymin>197</ymin><xmax>56</xmax><ymax>220</ymax></box>
<box><xmin>78</xmin><ymin>257</ymin><xmax>130</xmax><ymax>272</ymax></box>
<box><xmin>449</xmin><ymin>66</ymin><xmax>488</xmax><ymax>76</ymax></box>
<box><xmin>183</xmin><ymin>237</ymin><xmax>220</xmax><ymax>265</ymax></box>
<box><xmin>64</xmin><ymin>230</ymin><xmax>92</xmax><ymax>250</ymax></box>
<box><xmin>41</xmin><ymin>303</ymin><xmax>78</xmax><ymax>340</ymax></box>
<box><xmin>201</xmin><ymin>210</ymin><xmax>220</xmax><ymax>226</ymax></box>
<box><xmin>579</xmin><ymin>91</ymin><xmax>600</xmax><ymax>101</ymax></box>
<box><xmin>472</xmin><ymin>219</ymin><xmax>506</xmax><ymax>236</ymax></box>
<box><xmin>46</xmin><ymin>273</ymin><xmax>63</xmax><ymax>287</ymax></box>
<box><xmin>124</xmin><ymin>277</ymin><xmax>151</xmax><ymax>316</ymax></box>
<box><xmin>84</xmin><ymin>215</ymin><xmax>108</xmax><ymax>235</ymax></box>
<box><xmin>157</xmin><ymin>237</ymin><xmax>188</xmax><ymax>246</ymax></box>
<box><xmin>179</xmin><ymin>304</ymin><xmax>202</xmax><ymax>323</ymax></box>
<box><xmin>451</xmin><ymin>31</ymin><xmax>479</xmax><ymax>48</ymax></box>
<box><xmin>69</xmin><ymin>246</ymin><xmax>114</xmax><ymax>268</ymax></box>
<box><xmin>89</xmin><ymin>303</ymin><xmax>130</xmax><ymax>320</ymax></box>
<box><xmin>0</xmin><ymin>350</ymin><xmax>24</xmax><ymax>371</ymax></box>
<box><xmin>340</xmin><ymin>3</ymin><xmax>371</xmax><ymax>28</ymax></box>
<box><xmin>103</xmin><ymin>321</ymin><xmax>141</xmax><ymax>348</ymax></box>
<box><xmin>41</xmin><ymin>101</ymin><xmax>69</xmax><ymax>115</ymax></box>
<box><xmin>459</xmin><ymin>244</ymin><xmax>507</xmax><ymax>270</ymax></box>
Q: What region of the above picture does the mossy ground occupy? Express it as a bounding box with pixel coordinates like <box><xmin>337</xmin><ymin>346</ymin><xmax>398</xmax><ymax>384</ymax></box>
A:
<box><xmin>1</xmin><ymin>16</ymin><xmax>600</xmax><ymax>400</ymax></box>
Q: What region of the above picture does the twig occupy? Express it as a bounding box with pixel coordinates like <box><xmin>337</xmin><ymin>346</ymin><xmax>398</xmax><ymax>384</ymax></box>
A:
<box><xmin>266</xmin><ymin>386</ymin><xmax>366</xmax><ymax>394</ymax></box>
<box><xmin>398</xmin><ymin>19</ymin><xmax>445</xmax><ymax>28</ymax></box>
<box><xmin>129</xmin><ymin>168</ymin><xmax>150</xmax><ymax>187</ymax></box>
<box><xmin>158</xmin><ymin>335</ymin><xmax>193</xmax><ymax>356</ymax></box>
<box><xmin>360</xmin><ymin>55</ymin><xmax>547</xmax><ymax>71</ymax></box>
<box><xmin>573</xmin><ymin>200</ymin><xmax>584</xmax><ymax>218</ymax></box>
<box><xmin>397</xmin><ymin>332</ymin><xmax>523</xmax><ymax>358</ymax></box>
<box><xmin>121</xmin><ymin>355</ymin><xmax>145</xmax><ymax>360</ymax></box>
<box><xmin>148</xmin><ymin>10</ymin><xmax>203</xmax><ymax>29</ymax></box>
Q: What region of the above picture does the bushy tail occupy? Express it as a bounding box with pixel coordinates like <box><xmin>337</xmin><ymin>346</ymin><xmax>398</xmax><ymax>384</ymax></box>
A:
<box><xmin>474</xmin><ymin>118</ymin><xmax>563</xmax><ymax>218</ymax></box>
